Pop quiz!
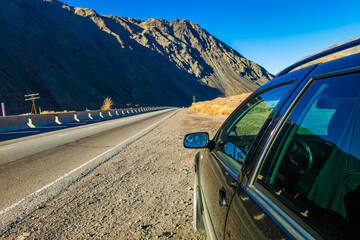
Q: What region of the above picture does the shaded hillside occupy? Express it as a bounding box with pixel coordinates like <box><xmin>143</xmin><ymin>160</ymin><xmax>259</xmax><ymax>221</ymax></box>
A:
<box><xmin>0</xmin><ymin>0</ymin><xmax>272</xmax><ymax>115</ymax></box>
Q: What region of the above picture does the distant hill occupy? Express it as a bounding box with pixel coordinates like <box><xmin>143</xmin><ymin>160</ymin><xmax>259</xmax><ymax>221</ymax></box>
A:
<box><xmin>0</xmin><ymin>0</ymin><xmax>272</xmax><ymax>115</ymax></box>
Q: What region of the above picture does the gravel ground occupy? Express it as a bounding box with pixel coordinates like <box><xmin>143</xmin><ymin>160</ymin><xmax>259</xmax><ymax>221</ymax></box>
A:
<box><xmin>1</xmin><ymin>109</ymin><xmax>225</xmax><ymax>239</ymax></box>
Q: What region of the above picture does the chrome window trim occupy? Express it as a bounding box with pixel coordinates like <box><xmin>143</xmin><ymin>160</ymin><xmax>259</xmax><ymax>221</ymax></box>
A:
<box><xmin>247</xmin><ymin>185</ymin><xmax>315</xmax><ymax>240</ymax></box>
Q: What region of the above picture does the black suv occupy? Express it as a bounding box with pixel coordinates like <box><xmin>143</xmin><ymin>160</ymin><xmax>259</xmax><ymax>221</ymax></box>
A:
<box><xmin>184</xmin><ymin>39</ymin><xmax>360</xmax><ymax>239</ymax></box>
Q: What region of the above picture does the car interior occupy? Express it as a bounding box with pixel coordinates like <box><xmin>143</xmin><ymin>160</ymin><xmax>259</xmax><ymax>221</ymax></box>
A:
<box><xmin>258</xmin><ymin>77</ymin><xmax>360</xmax><ymax>239</ymax></box>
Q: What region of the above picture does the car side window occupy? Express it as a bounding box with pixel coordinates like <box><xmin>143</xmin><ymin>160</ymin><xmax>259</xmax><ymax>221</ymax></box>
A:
<box><xmin>215</xmin><ymin>83</ymin><xmax>293</xmax><ymax>172</ymax></box>
<box><xmin>255</xmin><ymin>72</ymin><xmax>360</xmax><ymax>239</ymax></box>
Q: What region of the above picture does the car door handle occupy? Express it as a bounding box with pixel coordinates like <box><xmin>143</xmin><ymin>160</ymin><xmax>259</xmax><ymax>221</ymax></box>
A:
<box><xmin>219</xmin><ymin>189</ymin><xmax>228</xmax><ymax>207</ymax></box>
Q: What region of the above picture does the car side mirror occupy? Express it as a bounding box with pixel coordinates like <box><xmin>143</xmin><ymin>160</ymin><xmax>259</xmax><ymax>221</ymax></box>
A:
<box><xmin>184</xmin><ymin>132</ymin><xmax>209</xmax><ymax>148</ymax></box>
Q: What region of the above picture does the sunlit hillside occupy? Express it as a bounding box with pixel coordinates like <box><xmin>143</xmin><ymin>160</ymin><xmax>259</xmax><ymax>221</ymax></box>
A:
<box><xmin>189</xmin><ymin>93</ymin><xmax>251</xmax><ymax>116</ymax></box>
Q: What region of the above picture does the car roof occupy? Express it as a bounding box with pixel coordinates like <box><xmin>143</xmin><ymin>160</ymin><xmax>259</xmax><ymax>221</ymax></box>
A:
<box><xmin>257</xmin><ymin>39</ymin><xmax>360</xmax><ymax>94</ymax></box>
<box><xmin>259</xmin><ymin>65</ymin><xmax>316</xmax><ymax>91</ymax></box>
<box><xmin>276</xmin><ymin>38</ymin><xmax>360</xmax><ymax>77</ymax></box>
<box><xmin>302</xmin><ymin>52</ymin><xmax>360</xmax><ymax>78</ymax></box>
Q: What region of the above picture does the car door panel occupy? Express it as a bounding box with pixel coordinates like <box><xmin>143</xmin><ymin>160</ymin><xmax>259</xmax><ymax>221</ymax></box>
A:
<box><xmin>199</xmin><ymin>148</ymin><xmax>239</xmax><ymax>239</ymax></box>
<box><xmin>225</xmin><ymin>187</ymin><xmax>290</xmax><ymax>239</ymax></box>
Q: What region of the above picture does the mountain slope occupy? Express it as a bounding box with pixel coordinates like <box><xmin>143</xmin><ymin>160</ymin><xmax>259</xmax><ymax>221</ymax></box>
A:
<box><xmin>0</xmin><ymin>0</ymin><xmax>272</xmax><ymax>115</ymax></box>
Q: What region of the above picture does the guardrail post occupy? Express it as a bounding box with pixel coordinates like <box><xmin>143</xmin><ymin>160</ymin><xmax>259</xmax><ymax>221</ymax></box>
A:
<box><xmin>27</xmin><ymin>114</ymin><xmax>35</xmax><ymax>128</ymax></box>
<box><xmin>55</xmin><ymin>115</ymin><xmax>62</xmax><ymax>125</ymax></box>
<box><xmin>74</xmin><ymin>113</ymin><xmax>80</xmax><ymax>122</ymax></box>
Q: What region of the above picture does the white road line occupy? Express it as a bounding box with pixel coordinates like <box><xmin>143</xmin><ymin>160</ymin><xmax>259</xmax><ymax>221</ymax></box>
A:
<box><xmin>0</xmin><ymin>146</ymin><xmax>14</xmax><ymax>151</ymax></box>
<box><xmin>0</xmin><ymin>110</ymin><xmax>177</xmax><ymax>216</ymax></box>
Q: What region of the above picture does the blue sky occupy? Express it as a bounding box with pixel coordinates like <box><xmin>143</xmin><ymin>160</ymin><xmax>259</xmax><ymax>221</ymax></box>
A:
<box><xmin>61</xmin><ymin>0</ymin><xmax>360</xmax><ymax>74</ymax></box>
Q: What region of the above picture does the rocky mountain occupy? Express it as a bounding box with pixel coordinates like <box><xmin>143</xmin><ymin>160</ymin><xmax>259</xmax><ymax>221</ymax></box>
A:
<box><xmin>0</xmin><ymin>0</ymin><xmax>272</xmax><ymax>115</ymax></box>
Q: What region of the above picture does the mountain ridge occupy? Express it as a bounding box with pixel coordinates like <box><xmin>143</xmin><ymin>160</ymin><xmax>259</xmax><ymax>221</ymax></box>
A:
<box><xmin>0</xmin><ymin>0</ymin><xmax>272</xmax><ymax>115</ymax></box>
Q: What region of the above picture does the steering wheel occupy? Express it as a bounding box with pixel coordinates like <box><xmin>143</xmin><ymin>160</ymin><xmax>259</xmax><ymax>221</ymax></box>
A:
<box><xmin>288</xmin><ymin>135</ymin><xmax>313</xmax><ymax>171</ymax></box>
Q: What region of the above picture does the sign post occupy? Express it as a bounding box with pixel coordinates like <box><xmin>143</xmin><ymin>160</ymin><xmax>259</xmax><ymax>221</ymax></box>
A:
<box><xmin>25</xmin><ymin>93</ymin><xmax>40</xmax><ymax>115</ymax></box>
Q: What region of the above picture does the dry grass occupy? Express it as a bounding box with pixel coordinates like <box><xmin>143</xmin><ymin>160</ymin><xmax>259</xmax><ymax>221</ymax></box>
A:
<box><xmin>189</xmin><ymin>93</ymin><xmax>251</xmax><ymax>116</ymax></box>
<box><xmin>100</xmin><ymin>97</ymin><xmax>114</xmax><ymax>110</ymax></box>
<box><xmin>40</xmin><ymin>110</ymin><xmax>70</xmax><ymax>114</ymax></box>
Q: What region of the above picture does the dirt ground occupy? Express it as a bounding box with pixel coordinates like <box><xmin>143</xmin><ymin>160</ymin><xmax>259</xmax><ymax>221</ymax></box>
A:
<box><xmin>1</xmin><ymin>109</ymin><xmax>226</xmax><ymax>239</ymax></box>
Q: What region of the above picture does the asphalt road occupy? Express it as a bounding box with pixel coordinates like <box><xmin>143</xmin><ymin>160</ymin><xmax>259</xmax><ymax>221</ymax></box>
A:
<box><xmin>0</xmin><ymin>109</ymin><xmax>172</xmax><ymax>165</ymax></box>
<box><xmin>0</xmin><ymin>109</ymin><xmax>177</xmax><ymax>231</ymax></box>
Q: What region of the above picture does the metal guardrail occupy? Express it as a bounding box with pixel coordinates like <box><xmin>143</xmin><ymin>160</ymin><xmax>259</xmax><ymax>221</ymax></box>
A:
<box><xmin>0</xmin><ymin>107</ymin><xmax>171</xmax><ymax>133</ymax></box>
